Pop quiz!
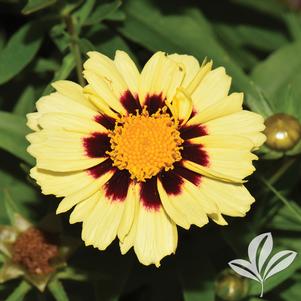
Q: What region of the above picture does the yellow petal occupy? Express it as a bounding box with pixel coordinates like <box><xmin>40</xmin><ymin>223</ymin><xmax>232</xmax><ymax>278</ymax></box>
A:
<box><xmin>172</xmin><ymin>88</ymin><xmax>193</xmax><ymax>125</ymax></box>
<box><xmin>209</xmin><ymin>213</ymin><xmax>228</xmax><ymax>226</ymax></box>
<box><xmin>118</xmin><ymin>184</ymin><xmax>139</xmax><ymax>241</ymax></box>
<box><xmin>27</xmin><ymin>112</ymin><xmax>42</xmax><ymax>131</ymax></box>
<box><xmin>38</xmin><ymin>112</ymin><xmax>107</xmax><ymax>134</ymax></box>
<box><xmin>168</xmin><ymin>54</ymin><xmax>200</xmax><ymax>88</ymax></box>
<box><xmin>183</xmin><ymin>161</ymin><xmax>244</xmax><ymax>184</ymax></box>
<box><xmin>200</xmin><ymin>177</ymin><xmax>255</xmax><ymax>217</ymax></box>
<box><xmin>83</xmin><ymin>85</ymin><xmax>119</xmax><ymax>119</ymax></box>
<box><xmin>30</xmin><ymin>167</ymin><xmax>95</xmax><ymax>197</ymax></box>
<box><xmin>134</xmin><ymin>203</ymin><xmax>178</xmax><ymax>267</ymax></box>
<box><xmin>189</xmin><ymin>135</ymin><xmax>254</xmax><ymax>150</ymax></box>
<box><xmin>51</xmin><ymin>80</ymin><xmax>96</xmax><ymax>109</ymax></box>
<box><xmin>191</xmin><ymin>67</ymin><xmax>231</xmax><ymax>113</ymax></box>
<box><xmin>69</xmin><ymin>191</ymin><xmax>100</xmax><ymax>224</ymax></box>
<box><xmin>85</xmin><ymin>51</ymin><xmax>127</xmax><ymax>96</ymax></box>
<box><xmin>36</xmin><ymin>92</ymin><xmax>97</xmax><ymax>119</ymax></box>
<box><xmin>157</xmin><ymin>178</ymin><xmax>208</xmax><ymax>229</ymax></box>
<box><xmin>183</xmin><ymin>135</ymin><xmax>257</xmax><ymax>183</ymax></box>
<box><xmin>119</xmin><ymin>211</ymin><xmax>138</xmax><ymax>255</ymax></box>
<box><xmin>187</xmin><ymin>92</ymin><xmax>243</xmax><ymax>126</ymax></box>
<box><xmin>82</xmin><ymin>194</ymin><xmax>125</xmax><ymax>250</ymax></box>
<box><xmin>114</xmin><ymin>50</ymin><xmax>140</xmax><ymax>98</ymax></box>
<box><xmin>204</xmin><ymin>110</ymin><xmax>266</xmax><ymax>148</ymax></box>
<box><xmin>83</xmin><ymin>70</ymin><xmax>126</xmax><ymax>114</ymax></box>
<box><xmin>185</xmin><ymin>61</ymin><xmax>213</xmax><ymax>95</ymax></box>
<box><xmin>139</xmin><ymin>52</ymin><xmax>184</xmax><ymax>105</ymax></box>
<box><xmin>57</xmin><ymin>171</ymin><xmax>113</xmax><ymax>213</ymax></box>
<box><xmin>27</xmin><ymin>130</ymin><xmax>99</xmax><ymax>161</ymax></box>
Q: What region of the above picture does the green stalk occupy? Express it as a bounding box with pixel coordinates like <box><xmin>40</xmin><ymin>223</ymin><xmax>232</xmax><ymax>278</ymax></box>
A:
<box><xmin>64</xmin><ymin>15</ymin><xmax>85</xmax><ymax>87</ymax></box>
<box><xmin>259</xmin><ymin>176</ymin><xmax>301</xmax><ymax>223</ymax></box>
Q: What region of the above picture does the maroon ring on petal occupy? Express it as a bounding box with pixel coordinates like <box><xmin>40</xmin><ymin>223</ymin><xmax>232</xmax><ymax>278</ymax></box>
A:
<box><xmin>181</xmin><ymin>141</ymin><xmax>209</xmax><ymax>167</ymax></box>
<box><xmin>94</xmin><ymin>114</ymin><xmax>116</xmax><ymax>130</ymax></box>
<box><xmin>120</xmin><ymin>90</ymin><xmax>141</xmax><ymax>114</ymax></box>
<box><xmin>140</xmin><ymin>177</ymin><xmax>162</xmax><ymax>211</ymax></box>
<box><xmin>87</xmin><ymin>159</ymin><xmax>115</xmax><ymax>179</ymax></box>
<box><xmin>180</xmin><ymin>124</ymin><xmax>208</xmax><ymax>140</ymax></box>
<box><xmin>104</xmin><ymin>169</ymin><xmax>132</xmax><ymax>202</ymax></box>
<box><xmin>144</xmin><ymin>93</ymin><xmax>165</xmax><ymax>115</ymax></box>
<box><xmin>83</xmin><ymin>132</ymin><xmax>111</xmax><ymax>158</ymax></box>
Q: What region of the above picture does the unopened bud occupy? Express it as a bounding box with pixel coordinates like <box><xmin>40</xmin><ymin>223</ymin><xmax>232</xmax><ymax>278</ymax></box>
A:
<box><xmin>264</xmin><ymin>113</ymin><xmax>301</xmax><ymax>151</ymax></box>
<box><xmin>215</xmin><ymin>269</ymin><xmax>249</xmax><ymax>301</ymax></box>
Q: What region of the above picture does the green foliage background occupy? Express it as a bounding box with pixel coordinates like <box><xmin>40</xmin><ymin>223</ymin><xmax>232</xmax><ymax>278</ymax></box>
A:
<box><xmin>1</xmin><ymin>0</ymin><xmax>301</xmax><ymax>300</ymax></box>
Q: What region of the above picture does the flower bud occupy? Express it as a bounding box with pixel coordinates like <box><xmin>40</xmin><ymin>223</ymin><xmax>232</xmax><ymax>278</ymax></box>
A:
<box><xmin>215</xmin><ymin>269</ymin><xmax>249</xmax><ymax>301</ymax></box>
<box><xmin>264</xmin><ymin>113</ymin><xmax>301</xmax><ymax>151</ymax></box>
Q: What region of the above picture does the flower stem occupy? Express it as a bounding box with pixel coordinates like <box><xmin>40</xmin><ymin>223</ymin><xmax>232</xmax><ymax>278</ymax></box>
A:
<box><xmin>260</xmin><ymin>281</ymin><xmax>264</xmax><ymax>298</ymax></box>
<box><xmin>268</xmin><ymin>157</ymin><xmax>296</xmax><ymax>186</ymax></box>
<box><xmin>259</xmin><ymin>176</ymin><xmax>301</xmax><ymax>223</ymax></box>
<box><xmin>64</xmin><ymin>15</ymin><xmax>85</xmax><ymax>87</ymax></box>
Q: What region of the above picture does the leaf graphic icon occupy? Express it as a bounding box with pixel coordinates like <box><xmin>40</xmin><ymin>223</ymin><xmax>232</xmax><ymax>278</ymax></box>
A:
<box><xmin>228</xmin><ymin>259</ymin><xmax>261</xmax><ymax>282</ymax></box>
<box><xmin>263</xmin><ymin>250</ymin><xmax>297</xmax><ymax>280</ymax></box>
<box><xmin>248</xmin><ymin>232</ymin><xmax>273</xmax><ymax>274</ymax></box>
<box><xmin>228</xmin><ymin>233</ymin><xmax>298</xmax><ymax>298</ymax></box>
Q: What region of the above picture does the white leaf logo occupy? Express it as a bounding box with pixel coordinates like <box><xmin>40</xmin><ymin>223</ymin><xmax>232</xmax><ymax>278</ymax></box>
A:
<box><xmin>228</xmin><ymin>232</ymin><xmax>297</xmax><ymax>297</ymax></box>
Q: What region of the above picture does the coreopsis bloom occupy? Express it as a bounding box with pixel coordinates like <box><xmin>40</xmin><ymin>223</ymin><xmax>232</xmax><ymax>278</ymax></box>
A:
<box><xmin>26</xmin><ymin>51</ymin><xmax>265</xmax><ymax>267</ymax></box>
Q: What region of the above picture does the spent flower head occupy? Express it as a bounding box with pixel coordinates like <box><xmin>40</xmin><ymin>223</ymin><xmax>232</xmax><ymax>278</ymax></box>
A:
<box><xmin>0</xmin><ymin>192</ymin><xmax>79</xmax><ymax>294</ymax></box>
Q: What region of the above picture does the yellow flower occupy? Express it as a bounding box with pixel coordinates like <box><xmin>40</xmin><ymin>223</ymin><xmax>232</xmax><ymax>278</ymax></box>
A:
<box><xmin>26</xmin><ymin>51</ymin><xmax>266</xmax><ymax>267</ymax></box>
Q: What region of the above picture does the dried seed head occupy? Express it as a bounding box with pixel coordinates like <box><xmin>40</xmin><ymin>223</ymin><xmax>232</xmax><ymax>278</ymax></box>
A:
<box><xmin>264</xmin><ymin>113</ymin><xmax>301</xmax><ymax>151</ymax></box>
<box><xmin>12</xmin><ymin>227</ymin><xmax>59</xmax><ymax>275</ymax></box>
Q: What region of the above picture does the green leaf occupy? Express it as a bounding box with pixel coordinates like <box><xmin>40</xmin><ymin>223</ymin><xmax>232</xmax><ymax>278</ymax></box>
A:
<box><xmin>280</xmin><ymin>280</ymin><xmax>301</xmax><ymax>301</ymax></box>
<box><xmin>4</xmin><ymin>280</ymin><xmax>31</xmax><ymax>301</ymax></box>
<box><xmin>33</xmin><ymin>58</ymin><xmax>60</xmax><ymax>73</ymax></box>
<box><xmin>251</xmin><ymin>41</ymin><xmax>301</xmax><ymax>113</ymax></box>
<box><xmin>215</xmin><ymin>23</ymin><xmax>288</xmax><ymax>53</ymax></box>
<box><xmin>13</xmin><ymin>86</ymin><xmax>35</xmax><ymax>116</ymax></box>
<box><xmin>50</xmin><ymin>24</ymin><xmax>69</xmax><ymax>53</ymax></box>
<box><xmin>84</xmin><ymin>0</ymin><xmax>122</xmax><ymax>26</ymax></box>
<box><xmin>259</xmin><ymin>176</ymin><xmax>301</xmax><ymax>224</ymax></box>
<box><xmin>118</xmin><ymin>0</ymin><xmax>267</xmax><ymax>115</ymax></box>
<box><xmin>0</xmin><ymin>168</ymin><xmax>41</xmax><ymax>224</ymax></box>
<box><xmin>79</xmin><ymin>38</ymin><xmax>96</xmax><ymax>54</ymax></box>
<box><xmin>48</xmin><ymin>278</ymin><xmax>69</xmax><ymax>301</ymax></box>
<box><xmin>106</xmin><ymin>9</ymin><xmax>125</xmax><ymax>21</ymax></box>
<box><xmin>236</xmin><ymin>25</ymin><xmax>288</xmax><ymax>51</ymax></box>
<box><xmin>268</xmin><ymin>203</ymin><xmax>301</xmax><ymax>231</ymax></box>
<box><xmin>283</xmin><ymin>12</ymin><xmax>301</xmax><ymax>41</ymax></box>
<box><xmin>214</xmin><ymin>24</ymin><xmax>258</xmax><ymax>70</ymax></box>
<box><xmin>74</xmin><ymin>0</ymin><xmax>96</xmax><ymax>25</ymax></box>
<box><xmin>60</xmin><ymin>0</ymin><xmax>83</xmax><ymax>16</ymax></box>
<box><xmin>0</xmin><ymin>111</ymin><xmax>33</xmax><ymax>164</ymax></box>
<box><xmin>86</xmin><ymin>24</ymin><xmax>136</xmax><ymax>60</ymax></box>
<box><xmin>3</xmin><ymin>189</ymin><xmax>18</xmax><ymax>225</ymax></box>
<box><xmin>43</xmin><ymin>53</ymin><xmax>75</xmax><ymax>95</ymax></box>
<box><xmin>22</xmin><ymin>0</ymin><xmax>57</xmax><ymax>15</ymax></box>
<box><xmin>230</xmin><ymin>0</ymin><xmax>287</xmax><ymax>18</ymax></box>
<box><xmin>0</xmin><ymin>22</ymin><xmax>43</xmax><ymax>85</ymax></box>
<box><xmin>0</xmin><ymin>30</ymin><xmax>5</xmax><ymax>51</ymax></box>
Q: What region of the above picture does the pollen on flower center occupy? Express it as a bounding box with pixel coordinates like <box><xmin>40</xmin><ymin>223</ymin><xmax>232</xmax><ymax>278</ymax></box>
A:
<box><xmin>108</xmin><ymin>107</ymin><xmax>183</xmax><ymax>182</ymax></box>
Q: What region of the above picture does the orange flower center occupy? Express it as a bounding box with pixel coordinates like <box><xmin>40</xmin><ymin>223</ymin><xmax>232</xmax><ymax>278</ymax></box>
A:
<box><xmin>108</xmin><ymin>107</ymin><xmax>183</xmax><ymax>182</ymax></box>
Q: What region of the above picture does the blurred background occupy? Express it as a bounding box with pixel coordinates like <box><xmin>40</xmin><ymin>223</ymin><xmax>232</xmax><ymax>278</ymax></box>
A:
<box><xmin>1</xmin><ymin>0</ymin><xmax>301</xmax><ymax>300</ymax></box>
